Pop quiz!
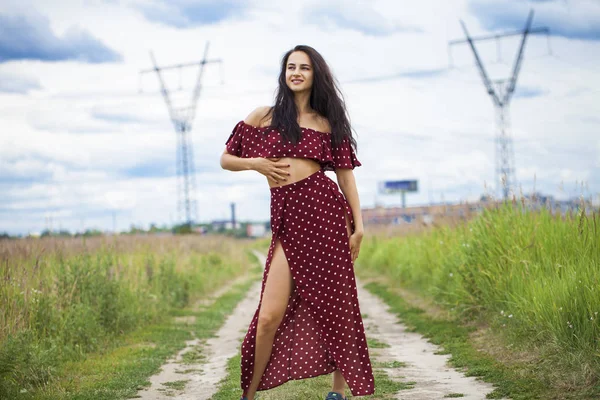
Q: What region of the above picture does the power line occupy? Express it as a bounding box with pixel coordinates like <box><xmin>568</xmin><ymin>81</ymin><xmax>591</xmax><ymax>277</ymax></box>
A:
<box><xmin>448</xmin><ymin>9</ymin><xmax>550</xmax><ymax>200</ymax></box>
<box><xmin>139</xmin><ymin>42</ymin><xmax>223</xmax><ymax>228</ymax></box>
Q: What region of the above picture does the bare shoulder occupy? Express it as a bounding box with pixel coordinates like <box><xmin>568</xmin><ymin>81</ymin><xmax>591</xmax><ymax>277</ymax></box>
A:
<box><xmin>314</xmin><ymin>114</ymin><xmax>332</xmax><ymax>134</ymax></box>
<box><xmin>244</xmin><ymin>106</ymin><xmax>273</xmax><ymax>128</ymax></box>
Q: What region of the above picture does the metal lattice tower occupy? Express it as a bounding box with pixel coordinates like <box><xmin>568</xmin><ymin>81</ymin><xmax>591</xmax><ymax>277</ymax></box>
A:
<box><xmin>140</xmin><ymin>42</ymin><xmax>222</xmax><ymax>227</ymax></box>
<box><xmin>449</xmin><ymin>10</ymin><xmax>549</xmax><ymax>199</ymax></box>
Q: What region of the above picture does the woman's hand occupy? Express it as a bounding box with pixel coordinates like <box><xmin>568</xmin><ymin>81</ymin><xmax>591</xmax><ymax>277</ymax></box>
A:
<box><xmin>349</xmin><ymin>229</ymin><xmax>363</xmax><ymax>263</ymax></box>
<box><xmin>251</xmin><ymin>157</ymin><xmax>291</xmax><ymax>184</ymax></box>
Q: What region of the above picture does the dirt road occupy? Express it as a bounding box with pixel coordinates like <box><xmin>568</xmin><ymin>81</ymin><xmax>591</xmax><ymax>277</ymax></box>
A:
<box><xmin>137</xmin><ymin>251</ymin><xmax>503</xmax><ymax>399</ymax></box>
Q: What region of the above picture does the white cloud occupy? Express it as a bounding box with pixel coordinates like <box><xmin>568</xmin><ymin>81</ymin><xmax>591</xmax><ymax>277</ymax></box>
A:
<box><xmin>0</xmin><ymin>71</ymin><xmax>42</xmax><ymax>93</ymax></box>
<box><xmin>0</xmin><ymin>0</ymin><xmax>598</xmax><ymax>235</ymax></box>
<box><xmin>302</xmin><ymin>0</ymin><xmax>422</xmax><ymax>36</ymax></box>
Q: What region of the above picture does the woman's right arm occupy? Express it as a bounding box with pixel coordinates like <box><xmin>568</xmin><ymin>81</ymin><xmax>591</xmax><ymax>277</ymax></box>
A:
<box><xmin>220</xmin><ymin>151</ymin><xmax>256</xmax><ymax>171</ymax></box>
<box><xmin>220</xmin><ymin>151</ymin><xmax>290</xmax><ymax>184</ymax></box>
<box><xmin>220</xmin><ymin>106</ymin><xmax>290</xmax><ymax>183</ymax></box>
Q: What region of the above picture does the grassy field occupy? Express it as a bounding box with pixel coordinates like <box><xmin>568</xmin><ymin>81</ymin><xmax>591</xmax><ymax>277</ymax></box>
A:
<box><xmin>355</xmin><ymin>200</ymin><xmax>600</xmax><ymax>399</ymax></box>
<box><xmin>0</xmin><ymin>234</ymin><xmax>254</xmax><ymax>399</ymax></box>
<box><xmin>4</xmin><ymin>200</ymin><xmax>597</xmax><ymax>399</ymax></box>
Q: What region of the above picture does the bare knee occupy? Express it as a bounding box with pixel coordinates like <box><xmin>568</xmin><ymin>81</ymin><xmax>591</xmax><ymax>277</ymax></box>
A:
<box><xmin>257</xmin><ymin>312</ymin><xmax>283</xmax><ymax>336</ymax></box>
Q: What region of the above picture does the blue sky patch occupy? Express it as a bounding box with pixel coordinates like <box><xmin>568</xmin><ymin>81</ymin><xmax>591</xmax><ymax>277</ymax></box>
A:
<box><xmin>121</xmin><ymin>160</ymin><xmax>175</xmax><ymax>179</ymax></box>
<box><xmin>0</xmin><ymin>12</ymin><xmax>122</xmax><ymax>63</ymax></box>
<box><xmin>91</xmin><ymin>110</ymin><xmax>143</xmax><ymax>124</ymax></box>
<box><xmin>513</xmin><ymin>85</ymin><xmax>547</xmax><ymax>98</ymax></box>
<box><xmin>0</xmin><ymin>71</ymin><xmax>42</xmax><ymax>93</ymax></box>
<box><xmin>345</xmin><ymin>68</ymin><xmax>446</xmax><ymax>84</ymax></box>
<box><xmin>136</xmin><ymin>0</ymin><xmax>247</xmax><ymax>28</ymax></box>
<box><xmin>468</xmin><ymin>0</ymin><xmax>600</xmax><ymax>41</ymax></box>
<box><xmin>119</xmin><ymin>159</ymin><xmax>222</xmax><ymax>179</ymax></box>
<box><xmin>303</xmin><ymin>3</ymin><xmax>422</xmax><ymax>36</ymax></box>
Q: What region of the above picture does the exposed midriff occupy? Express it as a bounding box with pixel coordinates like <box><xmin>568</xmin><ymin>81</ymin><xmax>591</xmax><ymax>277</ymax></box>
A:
<box><xmin>266</xmin><ymin>156</ymin><xmax>321</xmax><ymax>188</ymax></box>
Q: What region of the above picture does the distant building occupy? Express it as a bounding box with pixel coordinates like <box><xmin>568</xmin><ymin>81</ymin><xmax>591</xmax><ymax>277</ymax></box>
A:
<box><xmin>246</xmin><ymin>223</ymin><xmax>268</xmax><ymax>238</ymax></box>
<box><xmin>522</xmin><ymin>193</ymin><xmax>594</xmax><ymax>215</ymax></box>
<box><xmin>211</xmin><ymin>220</ymin><xmax>239</xmax><ymax>230</ymax></box>
<box><xmin>361</xmin><ymin>201</ymin><xmax>487</xmax><ymax>226</ymax></box>
<box><xmin>361</xmin><ymin>192</ymin><xmax>596</xmax><ymax>227</ymax></box>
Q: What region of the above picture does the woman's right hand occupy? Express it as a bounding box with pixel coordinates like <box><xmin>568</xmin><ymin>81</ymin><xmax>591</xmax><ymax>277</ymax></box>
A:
<box><xmin>251</xmin><ymin>157</ymin><xmax>291</xmax><ymax>184</ymax></box>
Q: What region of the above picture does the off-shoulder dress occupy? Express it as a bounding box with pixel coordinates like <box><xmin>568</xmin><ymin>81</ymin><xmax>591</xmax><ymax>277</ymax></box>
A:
<box><xmin>225</xmin><ymin>120</ymin><xmax>375</xmax><ymax>397</ymax></box>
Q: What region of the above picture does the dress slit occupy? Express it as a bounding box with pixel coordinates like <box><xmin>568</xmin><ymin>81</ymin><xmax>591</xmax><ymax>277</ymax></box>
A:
<box><xmin>242</xmin><ymin>230</ymin><xmax>292</xmax><ymax>395</ymax></box>
<box><xmin>240</xmin><ymin>169</ymin><xmax>375</xmax><ymax>397</ymax></box>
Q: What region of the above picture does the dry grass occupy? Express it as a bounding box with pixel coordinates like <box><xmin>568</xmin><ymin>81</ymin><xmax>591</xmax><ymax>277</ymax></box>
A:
<box><xmin>0</xmin><ymin>234</ymin><xmax>254</xmax><ymax>398</ymax></box>
<box><xmin>0</xmin><ymin>234</ymin><xmax>251</xmax><ymax>341</ymax></box>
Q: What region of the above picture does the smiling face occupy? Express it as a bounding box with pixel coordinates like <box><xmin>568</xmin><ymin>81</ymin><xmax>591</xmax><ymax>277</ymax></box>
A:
<box><xmin>285</xmin><ymin>51</ymin><xmax>314</xmax><ymax>93</ymax></box>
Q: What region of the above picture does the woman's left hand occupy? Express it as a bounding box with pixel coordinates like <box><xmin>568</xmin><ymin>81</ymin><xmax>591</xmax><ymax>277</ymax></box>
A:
<box><xmin>349</xmin><ymin>230</ymin><xmax>363</xmax><ymax>263</ymax></box>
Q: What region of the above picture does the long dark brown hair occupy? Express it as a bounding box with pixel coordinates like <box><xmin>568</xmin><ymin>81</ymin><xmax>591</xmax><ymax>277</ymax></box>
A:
<box><xmin>258</xmin><ymin>45</ymin><xmax>357</xmax><ymax>150</ymax></box>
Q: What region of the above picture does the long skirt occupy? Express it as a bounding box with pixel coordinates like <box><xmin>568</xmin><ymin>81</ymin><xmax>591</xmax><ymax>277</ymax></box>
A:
<box><xmin>240</xmin><ymin>168</ymin><xmax>375</xmax><ymax>397</ymax></box>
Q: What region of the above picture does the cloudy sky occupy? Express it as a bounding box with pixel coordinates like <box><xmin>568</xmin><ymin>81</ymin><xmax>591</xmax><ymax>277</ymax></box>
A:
<box><xmin>1</xmin><ymin>0</ymin><xmax>599</xmax><ymax>235</ymax></box>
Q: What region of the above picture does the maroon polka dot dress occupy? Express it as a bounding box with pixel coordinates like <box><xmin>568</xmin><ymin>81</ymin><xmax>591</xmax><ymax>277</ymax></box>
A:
<box><xmin>225</xmin><ymin>121</ymin><xmax>375</xmax><ymax>397</ymax></box>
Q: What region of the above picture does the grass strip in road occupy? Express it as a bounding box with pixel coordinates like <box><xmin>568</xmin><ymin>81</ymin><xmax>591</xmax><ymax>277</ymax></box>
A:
<box><xmin>212</xmin><ymin>343</ymin><xmax>409</xmax><ymax>399</ymax></box>
<box><xmin>22</xmin><ymin>264</ymin><xmax>261</xmax><ymax>400</ymax></box>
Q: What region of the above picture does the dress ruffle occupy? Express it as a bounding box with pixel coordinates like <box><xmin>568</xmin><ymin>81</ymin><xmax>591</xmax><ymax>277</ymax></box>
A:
<box><xmin>225</xmin><ymin>121</ymin><xmax>362</xmax><ymax>171</ymax></box>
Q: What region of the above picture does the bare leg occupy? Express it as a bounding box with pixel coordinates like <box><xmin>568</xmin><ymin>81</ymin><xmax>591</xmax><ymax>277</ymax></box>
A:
<box><xmin>245</xmin><ymin>238</ymin><xmax>294</xmax><ymax>400</ymax></box>
<box><xmin>330</xmin><ymin>210</ymin><xmax>353</xmax><ymax>398</ymax></box>
<box><xmin>331</xmin><ymin>369</ymin><xmax>347</xmax><ymax>397</ymax></box>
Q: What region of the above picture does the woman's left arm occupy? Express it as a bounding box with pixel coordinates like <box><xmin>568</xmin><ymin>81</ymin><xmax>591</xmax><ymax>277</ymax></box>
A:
<box><xmin>335</xmin><ymin>168</ymin><xmax>364</xmax><ymax>262</ymax></box>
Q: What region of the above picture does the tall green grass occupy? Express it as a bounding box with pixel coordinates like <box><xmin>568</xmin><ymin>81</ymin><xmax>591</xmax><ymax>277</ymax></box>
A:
<box><xmin>0</xmin><ymin>235</ymin><xmax>251</xmax><ymax>399</ymax></box>
<box><xmin>356</xmin><ymin>201</ymin><xmax>599</xmax><ymax>390</ymax></box>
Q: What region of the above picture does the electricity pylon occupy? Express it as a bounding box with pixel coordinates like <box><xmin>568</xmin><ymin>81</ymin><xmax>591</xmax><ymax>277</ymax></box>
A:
<box><xmin>140</xmin><ymin>42</ymin><xmax>222</xmax><ymax>228</ymax></box>
<box><xmin>449</xmin><ymin>10</ymin><xmax>550</xmax><ymax>199</ymax></box>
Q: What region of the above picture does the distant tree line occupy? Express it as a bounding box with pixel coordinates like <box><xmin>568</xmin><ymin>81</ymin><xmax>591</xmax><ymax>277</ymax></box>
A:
<box><xmin>0</xmin><ymin>221</ymin><xmax>264</xmax><ymax>239</ymax></box>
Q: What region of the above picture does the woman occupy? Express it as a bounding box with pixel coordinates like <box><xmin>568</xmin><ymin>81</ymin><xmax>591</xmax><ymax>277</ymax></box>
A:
<box><xmin>220</xmin><ymin>45</ymin><xmax>374</xmax><ymax>400</ymax></box>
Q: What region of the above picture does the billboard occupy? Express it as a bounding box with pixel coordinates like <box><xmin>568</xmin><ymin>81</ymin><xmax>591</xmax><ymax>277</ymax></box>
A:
<box><xmin>378</xmin><ymin>180</ymin><xmax>418</xmax><ymax>194</ymax></box>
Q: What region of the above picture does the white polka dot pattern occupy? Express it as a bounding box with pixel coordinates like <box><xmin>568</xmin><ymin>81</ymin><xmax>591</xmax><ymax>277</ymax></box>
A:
<box><xmin>239</xmin><ymin>169</ymin><xmax>375</xmax><ymax>397</ymax></box>
<box><xmin>224</xmin><ymin>121</ymin><xmax>362</xmax><ymax>171</ymax></box>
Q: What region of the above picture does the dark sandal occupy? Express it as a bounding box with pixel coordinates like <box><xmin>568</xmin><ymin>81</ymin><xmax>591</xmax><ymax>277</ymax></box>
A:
<box><xmin>325</xmin><ymin>391</ymin><xmax>347</xmax><ymax>400</ymax></box>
